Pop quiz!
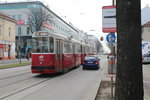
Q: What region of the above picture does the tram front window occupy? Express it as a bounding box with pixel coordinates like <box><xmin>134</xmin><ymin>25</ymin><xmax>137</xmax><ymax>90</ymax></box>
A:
<box><xmin>31</xmin><ymin>37</ymin><xmax>54</xmax><ymax>53</ymax></box>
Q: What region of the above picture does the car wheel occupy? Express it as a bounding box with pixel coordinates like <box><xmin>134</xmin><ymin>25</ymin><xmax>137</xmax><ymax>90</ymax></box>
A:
<box><xmin>83</xmin><ymin>66</ymin><xmax>86</xmax><ymax>70</ymax></box>
<box><xmin>95</xmin><ymin>67</ymin><xmax>99</xmax><ymax>70</ymax></box>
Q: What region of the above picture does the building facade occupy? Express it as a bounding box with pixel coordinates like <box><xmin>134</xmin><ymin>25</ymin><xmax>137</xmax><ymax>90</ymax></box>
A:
<box><xmin>142</xmin><ymin>21</ymin><xmax>150</xmax><ymax>41</ymax></box>
<box><xmin>0</xmin><ymin>13</ymin><xmax>16</xmax><ymax>60</ymax></box>
<box><xmin>86</xmin><ymin>34</ymin><xmax>102</xmax><ymax>54</ymax></box>
<box><xmin>0</xmin><ymin>2</ymin><xmax>35</xmax><ymax>55</ymax></box>
<box><xmin>0</xmin><ymin>1</ymin><xmax>80</xmax><ymax>55</ymax></box>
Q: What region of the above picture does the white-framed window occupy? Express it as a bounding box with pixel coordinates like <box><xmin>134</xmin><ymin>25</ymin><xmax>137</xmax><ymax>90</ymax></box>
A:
<box><xmin>64</xmin><ymin>42</ymin><xmax>72</xmax><ymax>53</ymax></box>
<box><xmin>18</xmin><ymin>27</ymin><xmax>21</xmax><ymax>35</ymax></box>
<box><xmin>0</xmin><ymin>25</ymin><xmax>2</xmax><ymax>35</ymax></box>
<box><xmin>8</xmin><ymin>27</ymin><xmax>11</xmax><ymax>37</ymax></box>
<box><xmin>17</xmin><ymin>15</ymin><xmax>21</xmax><ymax>20</ymax></box>
<box><xmin>27</xmin><ymin>27</ymin><xmax>30</xmax><ymax>35</ymax></box>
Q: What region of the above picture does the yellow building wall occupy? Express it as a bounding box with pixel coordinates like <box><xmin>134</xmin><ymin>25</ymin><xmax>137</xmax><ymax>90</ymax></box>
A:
<box><xmin>0</xmin><ymin>17</ymin><xmax>16</xmax><ymax>59</ymax></box>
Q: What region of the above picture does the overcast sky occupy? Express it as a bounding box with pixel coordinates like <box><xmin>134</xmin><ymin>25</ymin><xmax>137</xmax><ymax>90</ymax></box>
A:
<box><xmin>1</xmin><ymin>0</ymin><xmax>149</xmax><ymax>36</ymax></box>
<box><xmin>0</xmin><ymin>0</ymin><xmax>149</xmax><ymax>52</ymax></box>
<box><xmin>46</xmin><ymin>0</ymin><xmax>150</xmax><ymax>36</ymax></box>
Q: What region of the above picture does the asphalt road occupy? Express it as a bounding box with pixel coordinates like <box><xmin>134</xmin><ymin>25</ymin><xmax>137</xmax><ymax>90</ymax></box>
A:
<box><xmin>0</xmin><ymin>55</ymin><xmax>107</xmax><ymax>100</ymax></box>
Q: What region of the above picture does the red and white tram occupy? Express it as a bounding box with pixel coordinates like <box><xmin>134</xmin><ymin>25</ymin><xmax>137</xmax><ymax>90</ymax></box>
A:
<box><xmin>31</xmin><ymin>31</ymin><xmax>83</xmax><ymax>74</ymax></box>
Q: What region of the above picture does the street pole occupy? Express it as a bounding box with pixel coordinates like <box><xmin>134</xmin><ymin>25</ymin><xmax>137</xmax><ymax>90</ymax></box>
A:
<box><xmin>18</xmin><ymin>26</ymin><xmax>21</xmax><ymax>64</ymax></box>
<box><xmin>113</xmin><ymin>0</ymin><xmax>115</xmax><ymax>6</ymax></box>
<box><xmin>110</xmin><ymin>0</ymin><xmax>116</xmax><ymax>98</ymax></box>
<box><xmin>110</xmin><ymin>34</ymin><xmax>114</xmax><ymax>99</ymax></box>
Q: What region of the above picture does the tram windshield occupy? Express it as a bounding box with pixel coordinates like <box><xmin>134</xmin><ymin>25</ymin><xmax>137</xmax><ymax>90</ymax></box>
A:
<box><xmin>31</xmin><ymin>37</ymin><xmax>54</xmax><ymax>53</ymax></box>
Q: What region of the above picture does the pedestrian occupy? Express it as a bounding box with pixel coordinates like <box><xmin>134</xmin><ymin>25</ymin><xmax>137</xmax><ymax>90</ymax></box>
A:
<box><xmin>26</xmin><ymin>50</ymin><xmax>31</xmax><ymax>61</ymax></box>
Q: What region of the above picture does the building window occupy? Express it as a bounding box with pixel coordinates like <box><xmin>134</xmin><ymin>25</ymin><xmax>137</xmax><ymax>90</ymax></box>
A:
<box><xmin>12</xmin><ymin>15</ymin><xmax>16</xmax><ymax>19</ymax></box>
<box><xmin>18</xmin><ymin>27</ymin><xmax>21</xmax><ymax>35</ymax></box>
<box><xmin>8</xmin><ymin>27</ymin><xmax>11</xmax><ymax>37</ymax></box>
<box><xmin>27</xmin><ymin>27</ymin><xmax>30</xmax><ymax>35</ymax></box>
<box><xmin>0</xmin><ymin>25</ymin><xmax>2</xmax><ymax>35</ymax></box>
<box><xmin>17</xmin><ymin>15</ymin><xmax>21</xmax><ymax>20</ymax></box>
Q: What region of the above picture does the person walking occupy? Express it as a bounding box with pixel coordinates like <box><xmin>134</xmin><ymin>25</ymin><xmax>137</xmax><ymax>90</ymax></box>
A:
<box><xmin>26</xmin><ymin>50</ymin><xmax>31</xmax><ymax>61</ymax></box>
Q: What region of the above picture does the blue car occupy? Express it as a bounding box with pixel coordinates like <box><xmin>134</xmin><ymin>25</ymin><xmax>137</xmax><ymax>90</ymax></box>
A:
<box><xmin>82</xmin><ymin>55</ymin><xmax>100</xmax><ymax>70</ymax></box>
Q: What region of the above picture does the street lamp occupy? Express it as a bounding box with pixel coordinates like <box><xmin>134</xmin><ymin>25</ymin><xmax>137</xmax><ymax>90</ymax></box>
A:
<box><xmin>89</xmin><ymin>29</ymin><xmax>96</xmax><ymax>32</ymax></box>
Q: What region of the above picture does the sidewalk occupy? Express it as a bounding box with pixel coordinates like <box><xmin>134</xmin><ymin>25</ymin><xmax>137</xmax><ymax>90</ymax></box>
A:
<box><xmin>95</xmin><ymin>64</ymin><xmax>115</xmax><ymax>100</ymax></box>
<box><xmin>0</xmin><ymin>58</ymin><xmax>31</xmax><ymax>66</ymax></box>
<box><xmin>96</xmin><ymin>64</ymin><xmax>150</xmax><ymax>100</ymax></box>
<box><xmin>143</xmin><ymin>64</ymin><xmax>150</xmax><ymax>100</ymax></box>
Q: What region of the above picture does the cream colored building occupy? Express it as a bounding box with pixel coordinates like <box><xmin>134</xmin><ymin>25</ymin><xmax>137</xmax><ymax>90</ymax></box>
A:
<box><xmin>142</xmin><ymin>21</ymin><xmax>150</xmax><ymax>41</ymax></box>
<box><xmin>0</xmin><ymin>13</ymin><xmax>16</xmax><ymax>60</ymax></box>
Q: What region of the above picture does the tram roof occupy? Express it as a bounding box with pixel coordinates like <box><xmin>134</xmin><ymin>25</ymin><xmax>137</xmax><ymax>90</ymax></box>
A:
<box><xmin>32</xmin><ymin>31</ymin><xmax>83</xmax><ymax>43</ymax></box>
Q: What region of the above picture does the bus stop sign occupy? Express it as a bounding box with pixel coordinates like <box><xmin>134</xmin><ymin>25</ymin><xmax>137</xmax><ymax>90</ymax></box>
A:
<box><xmin>102</xmin><ymin>6</ymin><xmax>116</xmax><ymax>33</ymax></box>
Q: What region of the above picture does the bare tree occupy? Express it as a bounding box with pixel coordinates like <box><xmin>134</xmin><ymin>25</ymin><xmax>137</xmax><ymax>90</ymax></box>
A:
<box><xmin>28</xmin><ymin>6</ymin><xmax>52</xmax><ymax>33</ymax></box>
<box><xmin>115</xmin><ymin>0</ymin><xmax>144</xmax><ymax>100</ymax></box>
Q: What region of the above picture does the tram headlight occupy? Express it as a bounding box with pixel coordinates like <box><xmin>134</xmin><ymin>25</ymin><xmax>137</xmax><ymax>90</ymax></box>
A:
<box><xmin>40</xmin><ymin>62</ymin><xmax>42</xmax><ymax>64</ymax></box>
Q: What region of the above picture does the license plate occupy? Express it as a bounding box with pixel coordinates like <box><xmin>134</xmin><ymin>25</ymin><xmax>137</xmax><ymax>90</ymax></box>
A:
<box><xmin>88</xmin><ymin>62</ymin><xmax>93</xmax><ymax>63</ymax></box>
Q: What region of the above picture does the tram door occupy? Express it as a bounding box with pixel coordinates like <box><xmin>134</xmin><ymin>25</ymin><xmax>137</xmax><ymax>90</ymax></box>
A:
<box><xmin>59</xmin><ymin>40</ymin><xmax>63</xmax><ymax>68</ymax></box>
<box><xmin>72</xmin><ymin>43</ymin><xmax>76</xmax><ymax>66</ymax></box>
<box><xmin>55</xmin><ymin>39</ymin><xmax>63</xmax><ymax>70</ymax></box>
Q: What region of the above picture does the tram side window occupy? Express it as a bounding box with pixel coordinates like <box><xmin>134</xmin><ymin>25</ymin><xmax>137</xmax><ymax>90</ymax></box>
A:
<box><xmin>87</xmin><ymin>47</ymin><xmax>89</xmax><ymax>54</ymax></box>
<box><xmin>64</xmin><ymin>42</ymin><xmax>72</xmax><ymax>53</ymax></box>
<box><xmin>55</xmin><ymin>40</ymin><xmax>59</xmax><ymax>60</ymax></box>
<box><xmin>75</xmin><ymin>44</ymin><xmax>78</xmax><ymax>54</ymax></box>
<box><xmin>31</xmin><ymin>39</ymin><xmax>38</xmax><ymax>53</ymax></box>
<box><xmin>78</xmin><ymin>45</ymin><xmax>81</xmax><ymax>53</ymax></box>
<box><xmin>85</xmin><ymin>46</ymin><xmax>89</xmax><ymax>54</ymax></box>
<box><xmin>75</xmin><ymin>44</ymin><xmax>81</xmax><ymax>54</ymax></box>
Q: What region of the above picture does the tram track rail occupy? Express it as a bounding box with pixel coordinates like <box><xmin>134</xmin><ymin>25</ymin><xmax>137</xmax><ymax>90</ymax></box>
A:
<box><xmin>0</xmin><ymin>73</ymin><xmax>34</xmax><ymax>88</ymax></box>
<box><xmin>0</xmin><ymin>65</ymin><xmax>73</xmax><ymax>100</ymax></box>
<box><xmin>0</xmin><ymin>77</ymin><xmax>51</xmax><ymax>100</ymax></box>
<box><xmin>0</xmin><ymin>71</ymin><xmax>30</xmax><ymax>80</ymax></box>
<box><xmin>0</xmin><ymin>65</ymin><xmax>54</xmax><ymax>100</ymax></box>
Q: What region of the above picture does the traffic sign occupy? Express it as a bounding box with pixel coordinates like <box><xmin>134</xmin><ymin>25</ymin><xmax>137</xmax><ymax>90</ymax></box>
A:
<box><xmin>102</xmin><ymin>6</ymin><xmax>116</xmax><ymax>33</ymax></box>
<box><xmin>106</xmin><ymin>33</ymin><xmax>116</xmax><ymax>43</ymax></box>
<box><xmin>100</xmin><ymin>37</ymin><xmax>104</xmax><ymax>41</ymax></box>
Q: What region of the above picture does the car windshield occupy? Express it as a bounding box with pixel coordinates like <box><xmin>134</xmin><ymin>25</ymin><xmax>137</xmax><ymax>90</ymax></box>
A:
<box><xmin>30</xmin><ymin>37</ymin><xmax>54</xmax><ymax>53</ymax></box>
<box><xmin>85</xmin><ymin>56</ymin><xmax>96</xmax><ymax>60</ymax></box>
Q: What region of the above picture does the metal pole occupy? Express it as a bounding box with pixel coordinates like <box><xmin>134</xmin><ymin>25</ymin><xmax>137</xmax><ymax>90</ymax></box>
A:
<box><xmin>113</xmin><ymin>0</ymin><xmax>115</xmax><ymax>6</ymax></box>
<box><xmin>110</xmin><ymin>44</ymin><xmax>114</xmax><ymax>99</ymax></box>
<box><xmin>110</xmin><ymin>34</ymin><xmax>115</xmax><ymax>99</ymax></box>
<box><xmin>110</xmin><ymin>0</ymin><xmax>115</xmax><ymax>98</ymax></box>
<box><xmin>18</xmin><ymin>26</ymin><xmax>21</xmax><ymax>64</ymax></box>
<box><xmin>111</xmin><ymin>73</ymin><xmax>113</xmax><ymax>98</ymax></box>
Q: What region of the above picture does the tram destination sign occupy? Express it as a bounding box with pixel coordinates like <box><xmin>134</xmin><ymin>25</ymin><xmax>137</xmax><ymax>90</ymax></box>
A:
<box><xmin>35</xmin><ymin>32</ymin><xmax>48</xmax><ymax>36</ymax></box>
<box><xmin>102</xmin><ymin>6</ymin><xmax>116</xmax><ymax>33</ymax></box>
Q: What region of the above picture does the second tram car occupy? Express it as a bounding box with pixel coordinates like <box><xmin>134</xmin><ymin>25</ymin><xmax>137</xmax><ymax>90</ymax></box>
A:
<box><xmin>30</xmin><ymin>31</ymin><xmax>94</xmax><ymax>74</ymax></box>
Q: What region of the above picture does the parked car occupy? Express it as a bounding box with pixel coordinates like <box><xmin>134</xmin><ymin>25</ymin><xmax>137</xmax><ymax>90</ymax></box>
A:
<box><xmin>102</xmin><ymin>51</ymin><xmax>109</xmax><ymax>55</ymax></box>
<box><xmin>142</xmin><ymin>53</ymin><xmax>150</xmax><ymax>64</ymax></box>
<box><xmin>82</xmin><ymin>55</ymin><xmax>100</xmax><ymax>70</ymax></box>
